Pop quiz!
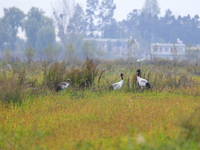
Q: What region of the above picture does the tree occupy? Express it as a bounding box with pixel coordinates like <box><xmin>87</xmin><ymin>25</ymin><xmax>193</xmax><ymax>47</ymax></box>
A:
<box><xmin>85</xmin><ymin>0</ymin><xmax>99</xmax><ymax>37</ymax></box>
<box><xmin>2</xmin><ymin>7</ymin><xmax>25</xmax><ymax>51</ymax></box>
<box><xmin>142</xmin><ymin>0</ymin><xmax>160</xmax><ymax>16</ymax></box>
<box><xmin>82</xmin><ymin>41</ymin><xmax>96</xmax><ymax>59</ymax></box>
<box><xmin>127</xmin><ymin>37</ymin><xmax>138</xmax><ymax>60</ymax></box>
<box><xmin>98</xmin><ymin>0</ymin><xmax>116</xmax><ymax>38</ymax></box>
<box><xmin>103</xmin><ymin>20</ymin><xmax>120</xmax><ymax>38</ymax></box>
<box><xmin>36</xmin><ymin>25</ymin><xmax>56</xmax><ymax>52</ymax></box>
<box><xmin>0</xmin><ymin>19</ymin><xmax>10</xmax><ymax>50</ymax></box>
<box><xmin>24</xmin><ymin>7</ymin><xmax>44</xmax><ymax>49</ymax></box>
<box><xmin>66</xmin><ymin>40</ymin><xmax>75</xmax><ymax>62</ymax></box>
<box><xmin>171</xmin><ymin>44</ymin><xmax>178</xmax><ymax>61</ymax></box>
<box><xmin>25</xmin><ymin>47</ymin><xmax>35</xmax><ymax>64</ymax></box>
<box><xmin>126</xmin><ymin>9</ymin><xmax>141</xmax><ymax>30</ymax></box>
<box><xmin>42</xmin><ymin>44</ymin><xmax>57</xmax><ymax>63</ymax></box>
<box><xmin>4</xmin><ymin>49</ymin><xmax>12</xmax><ymax>61</ymax></box>
<box><xmin>24</xmin><ymin>7</ymin><xmax>56</xmax><ymax>54</ymax></box>
<box><xmin>67</xmin><ymin>4</ymin><xmax>86</xmax><ymax>36</ymax></box>
<box><xmin>53</xmin><ymin>0</ymin><xmax>75</xmax><ymax>46</ymax></box>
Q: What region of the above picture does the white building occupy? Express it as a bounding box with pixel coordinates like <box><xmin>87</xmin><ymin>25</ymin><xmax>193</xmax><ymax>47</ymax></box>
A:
<box><xmin>150</xmin><ymin>38</ymin><xmax>186</xmax><ymax>60</ymax></box>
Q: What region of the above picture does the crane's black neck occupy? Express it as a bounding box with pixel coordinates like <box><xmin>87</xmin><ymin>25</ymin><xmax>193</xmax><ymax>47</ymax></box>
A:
<box><xmin>137</xmin><ymin>70</ymin><xmax>140</xmax><ymax>76</ymax></box>
<box><xmin>121</xmin><ymin>74</ymin><xmax>124</xmax><ymax>80</ymax></box>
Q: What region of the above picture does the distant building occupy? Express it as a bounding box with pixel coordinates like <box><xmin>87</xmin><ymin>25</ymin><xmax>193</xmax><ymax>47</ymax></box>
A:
<box><xmin>83</xmin><ymin>38</ymin><xmax>139</xmax><ymax>59</ymax></box>
<box><xmin>150</xmin><ymin>38</ymin><xmax>186</xmax><ymax>60</ymax></box>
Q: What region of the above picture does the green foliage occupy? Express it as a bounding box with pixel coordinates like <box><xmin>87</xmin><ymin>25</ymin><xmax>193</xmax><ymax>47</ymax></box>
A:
<box><xmin>24</xmin><ymin>7</ymin><xmax>55</xmax><ymax>51</ymax></box>
<box><xmin>142</xmin><ymin>0</ymin><xmax>160</xmax><ymax>16</ymax></box>
<box><xmin>24</xmin><ymin>47</ymin><xmax>35</xmax><ymax>64</ymax></box>
<box><xmin>4</xmin><ymin>49</ymin><xmax>12</xmax><ymax>61</ymax></box>
<box><xmin>98</xmin><ymin>0</ymin><xmax>116</xmax><ymax>37</ymax></box>
<box><xmin>82</xmin><ymin>41</ymin><xmax>96</xmax><ymax>59</ymax></box>
<box><xmin>0</xmin><ymin>19</ymin><xmax>9</xmax><ymax>50</ymax></box>
<box><xmin>0</xmin><ymin>68</ymin><xmax>27</xmax><ymax>104</ymax></box>
<box><xmin>24</xmin><ymin>18</ymin><xmax>40</xmax><ymax>48</ymax></box>
<box><xmin>42</xmin><ymin>44</ymin><xmax>57</xmax><ymax>63</ymax></box>
<box><xmin>67</xmin><ymin>4</ymin><xmax>86</xmax><ymax>35</ymax></box>
<box><xmin>67</xmin><ymin>57</ymin><xmax>99</xmax><ymax>89</ymax></box>
<box><xmin>85</xmin><ymin>0</ymin><xmax>99</xmax><ymax>37</ymax></box>
<box><xmin>36</xmin><ymin>25</ymin><xmax>56</xmax><ymax>51</ymax></box>
<box><xmin>42</xmin><ymin>61</ymin><xmax>67</xmax><ymax>91</ymax></box>
<box><xmin>2</xmin><ymin>7</ymin><xmax>25</xmax><ymax>50</ymax></box>
<box><xmin>127</xmin><ymin>37</ymin><xmax>138</xmax><ymax>60</ymax></box>
<box><xmin>66</xmin><ymin>40</ymin><xmax>76</xmax><ymax>62</ymax></box>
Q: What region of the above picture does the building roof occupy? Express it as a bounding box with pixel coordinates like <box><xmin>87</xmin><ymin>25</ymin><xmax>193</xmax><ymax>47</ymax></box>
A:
<box><xmin>83</xmin><ymin>38</ymin><xmax>128</xmax><ymax>43</ymax></box>
<box><xmin>151</xmin><ymin>43</ymin><xmax>185</xmax><ymax>47</ymax></box>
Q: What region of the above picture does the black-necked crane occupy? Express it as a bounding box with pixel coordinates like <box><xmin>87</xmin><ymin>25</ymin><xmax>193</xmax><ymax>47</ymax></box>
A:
<box><xmin>109</xmin><ymin>73</ymin><xmax>125</xmax><ymax>90</ymax></box>
<box><xmin>56</xmin><ymin>78</ymin><xmax>71</xmax><ymax>92</ymax></box>
<box><xmin>137</xmin><ymin>69</ymin><xmax>150</xmax><ymax>91</ymax></box>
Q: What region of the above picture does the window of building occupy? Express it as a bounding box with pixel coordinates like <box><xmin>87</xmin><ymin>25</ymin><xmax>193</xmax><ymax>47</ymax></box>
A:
<box><xmin>165</xmin><ymin>47</ymin><xmax>169</xmax><ymax>52</ymax></box>
<box><xmin>153</xmin><ymin>47</ymin><xmax>158</xmax><ymax>52</ymax></box>
<box><xmin>178</xmin><ymin>47</ymin><xmax>184</xmax><ymax>53</ymax></box>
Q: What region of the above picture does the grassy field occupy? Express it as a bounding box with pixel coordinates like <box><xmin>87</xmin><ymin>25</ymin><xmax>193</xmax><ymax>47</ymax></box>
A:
<box><xmin>1</xmin><ymin>59</ymin><xmax>200</xmax><ymax>149</ymax></box>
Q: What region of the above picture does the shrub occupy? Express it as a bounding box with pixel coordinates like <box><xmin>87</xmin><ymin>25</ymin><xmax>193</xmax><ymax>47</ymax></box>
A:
<box><xmin>0</xmin><ymin>68</ymin><xmax>27</xmax><ymax>104</ymax></box>
<box><xmin>67</xmin><ymin>57</ymin><xmax>99</xmax><ymax>89</ymax></box>
<box><xmin>42</xmin><ymin>61</ymin><xmax>67</xmax><ymax>91</ymax></box>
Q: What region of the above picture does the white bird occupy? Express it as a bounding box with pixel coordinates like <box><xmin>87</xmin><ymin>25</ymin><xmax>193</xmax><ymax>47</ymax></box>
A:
<box><xmin>109</xmin><ymin>73</ymin><xmax>125</xmax><ymax>90</ymax></box>
<box><xmin>137</xmin><ymin>69</ymin><xmax>150</xmax><ymax>90</ymax></box>
<box><xmin>7</xmin><ymin>64</ymin><xmax>12</xmax><ymax>70</ymax></box>
<box><xmin>56</xmin><ymin>78</ymin><xmax>71</xmax><ymax>92</ymax></box>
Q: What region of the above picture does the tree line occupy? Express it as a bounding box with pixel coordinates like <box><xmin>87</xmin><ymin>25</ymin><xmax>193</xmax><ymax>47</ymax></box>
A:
<box><xmin>0</xmin><ymin>0</ymin><xmax>200</xmax><ymax>60</ymax></box>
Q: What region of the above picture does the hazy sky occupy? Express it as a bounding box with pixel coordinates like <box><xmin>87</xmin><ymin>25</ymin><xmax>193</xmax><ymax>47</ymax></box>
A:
<box><xmin>0</xmin><ymin>0</ymin><xmax>200</xmax><ymax>21</ymax></box>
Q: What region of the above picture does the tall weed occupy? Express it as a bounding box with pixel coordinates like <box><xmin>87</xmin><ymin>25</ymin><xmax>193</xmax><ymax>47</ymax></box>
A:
<box><xmin>67</xmin><ymin>57</ymin><xmax>99</xmax><ymax>89</ymax></box>
<box><xmin>42</xmin><ymin>61</ymin><xmax>67</xmax><ymax>91</ymax></box>
<box><xmin>0</xmin><ymin>68</ymin><xmax>27</xmax><ymax>104</ymax></box>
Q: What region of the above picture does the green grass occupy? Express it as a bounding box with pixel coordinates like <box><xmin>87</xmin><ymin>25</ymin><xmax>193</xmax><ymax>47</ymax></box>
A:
<box><xmin>1</xmin><ymin>59</ymin><xmax>200</xmax><ymax>149</ymax></box>
<box><xmin>1</xmin><ymin>89</ymin><xmax>200</xmax><ymax>150</ymax></box>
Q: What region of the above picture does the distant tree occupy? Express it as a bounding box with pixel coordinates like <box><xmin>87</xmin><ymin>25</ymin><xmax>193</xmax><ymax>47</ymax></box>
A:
<box><xmin>190</xmin><ymin>15</ymin><xmax>200</xmax><ymax>43</ymax></box>
<box><xmin>98</xmin><ymin>0</ymin><xmax>116</xmax><ymax>38</ymax></box>
<box><xmin>4</xmin><ymin>49</ymin><xmax>12</xmax><ymax>61</ymax></box>
<box><xmin>24</xmin><ymin>7</ymin><xmax>56</xmax><ymax>54</ymax></box>
<box><xmin>42</xmin><ymin>44</ymin><xmax>57</xmax><ymax>63</ymax></box>
<box><xmin>123</xmin><ymin>2</ymin><xmax>200</xmax><ymax>48</ymax></box>
<box><xmin>25</xmin><ymin>47</ymin><xmax>35</xmax><ymax>64</ymax></box>
<box><xmin>171</xmin><ymin>44</ymin><xmax>178</xmax><ymax>61</ymax></box>
<box><xmin>82</xmin><ymin>41</ymin><xmax>96</xmax><ymax>59</ymax></box>
<box><xmin>126</xmin><ymin>9</ymin><xmax>141</xmax><ymax>30</ymax></box>
<box><xmin>0</xmin><ymin>19</ymin><xmax>10</xmax><ymax>50</ymax></box>
<box><xmin>24</xmin><ymin>7</ymin><xmax>44</xmax><ymax>49</ymax></box>
<box><xmin>36</xmin><ymin>25</ymin><xmax>55</xmax><ymax>52</ymax></box>
<box><xmin>2</xmin><ymin>7</ymin><xmax>25</xmax><ymax>51</ymax></box>
<box><xmin>127</xmin><ymin>37</ymin><xmax>138</xmax><ymax>60</ymax></box>
<box><xmin>85</xmin><ymin>0</ymin><xmax>99</xmax><ymax>37</ymax></box>
<box><xmin>52</xmin><ymin>0</ymin><xmax>75</xmax><ymax>46</ymax></box>
<box><xmin>138</xmin><ymin>12</ymin><xmax>159</xmax><ymax>43</ymax></box>
<box><xmin>142</xmin><ymin>0</ymin><xmax>160</xmax><ymax>16</ymax></box>
<box><xmin>103</xmin><ymin>20</ymin><xmax>120</xmax><ymax>38</ymax></box>
<box><xmin>67</xmin><ymin>4</ymin><xmax>86</xmax><ymax>36</ymax></box>
<box><xmin>96</xmin><ymin>45</ymin><xmax>105</xmax><ymax>59</ymax></box>
<box><xmin>66</xmin><ymin>40</ymin><xmax>75</xmax><ymax>62</ymax></box>
<box><xmin>179</xmin><ymin>14</ymin><xmax>200</xmax><ymax>44</ymax></box>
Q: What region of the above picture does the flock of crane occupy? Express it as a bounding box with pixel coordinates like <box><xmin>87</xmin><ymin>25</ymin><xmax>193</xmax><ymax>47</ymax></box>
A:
<box><xmin>56</xmin><ymin>69</ymin><xmax>150</xmax><ymax>92</ymax></box>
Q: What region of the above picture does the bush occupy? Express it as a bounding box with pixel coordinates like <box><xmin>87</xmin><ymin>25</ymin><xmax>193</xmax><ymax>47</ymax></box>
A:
<box><xmin>0</xmin><ymin>68</ymin><xmax>27</xmax><ymax>104</ymax></box>
<box><xmin>42</xmin><ymin>61</ymin><xmax>67</xmax><ymax>91</ymax></box>
<box><xmin>67</xmin><ymin>57</ymin><xmax>99</xmax><ymax>89</ymax></box>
